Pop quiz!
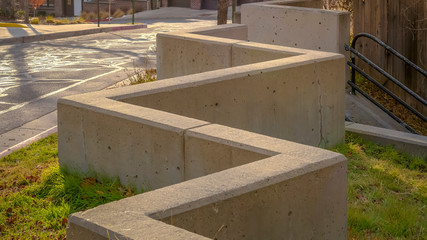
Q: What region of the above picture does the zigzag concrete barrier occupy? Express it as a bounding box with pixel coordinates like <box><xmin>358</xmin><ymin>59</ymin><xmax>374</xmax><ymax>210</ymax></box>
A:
<box><xmin>66</xmin><ymin>124</ymin><xmax>347</xmax><ymax>239</ymax></box>
<box><xmin>60</xmin><ymin>2</ymin><xmax>349</xmax><ymax>238</ymax></box>
<box><xmin>59</xmin><ymin>25</ymin><xmax>345</xmax><ymax>189</ymax></box>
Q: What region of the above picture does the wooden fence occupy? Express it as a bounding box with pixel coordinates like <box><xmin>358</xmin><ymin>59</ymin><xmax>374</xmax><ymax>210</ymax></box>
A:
<box><xmin>353</xmin><ymin>0</ymin><xmax>426</xmax><ymax>115</ymax></box>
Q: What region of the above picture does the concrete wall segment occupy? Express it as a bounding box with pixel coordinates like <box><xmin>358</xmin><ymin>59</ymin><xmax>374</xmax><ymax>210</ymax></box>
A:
<box><xmin>162</xmin><ymin>162</ymin><xmax>347</xmax><ymax>240</ymax></box>
<box><xmin>58</xmin><ymin>97</ymin><xmax>211</xmax><ymax>191</ymax></box>
<box><xmin>241</xmin><ymin>1</ymin><xmax>350</xmax><ymax>56</ymax></box>
<box><xmin>57</xmin><ymin>103</ymin><xmax>87</xmax><ymax>173</ymax></box>
<box><xmin>58</xmin><ymin>96</ymin><xmax>210</xmax><ymax>132</ymax></box>
<box><xmin>277</xmin><ymin>0</ymin><xmax>323</xmax><ymax>8</ymax></box>
<box><xmin>67</xmin><ymin>149</ymin><xmax>346</xmax><ymax>239</ymax></box>
<box><xmin>190</xmin><ymin>23</ymin><xmax>248</xmax><ymax>40</ymax></box>
<box><xmin>135</xmin><ymin>54</ymin><xmax>345</xmax><ymax>147</ymax></box>
<box><xmin>187</xmin><ymin>123</ymin><xmax>341</xmax><ymax>160</ymax></box>
<box><xmin>156</xmin><ymin>33</ymin><xmax>239</xmax><ymax>79</ymax></box>
<box><xmin>81</xmin><ymin>110</ymin><xmax>185</xmax><ymax>191</ymax></box>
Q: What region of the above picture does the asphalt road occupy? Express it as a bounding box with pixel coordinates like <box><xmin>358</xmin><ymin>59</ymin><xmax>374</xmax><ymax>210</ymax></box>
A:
<box><xmin>0</xmin><ymin>18</ymin><xmax>217</xmax><ymax>152</ymax></box>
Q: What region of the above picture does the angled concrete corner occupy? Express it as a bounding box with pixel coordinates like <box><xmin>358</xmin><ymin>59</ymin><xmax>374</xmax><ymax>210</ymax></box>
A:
<box><xmin>67</xmin><ymin>124</ymin><xmax>347</xmax><ymax>239</ymax></box>
<box><xmin>58</xmin><ymin>96</ymin><xmax>210</xmax><ymax>191</ymax></box>
<box><xmin>156</xmin><ymin>27</ymin><xmax>345</xmax><ymax>148</ymax></box>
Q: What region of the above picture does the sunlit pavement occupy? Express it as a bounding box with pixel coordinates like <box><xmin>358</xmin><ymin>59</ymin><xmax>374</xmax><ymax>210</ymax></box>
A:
<box><xmin>0</xmin><ymin>15</ymin><xmax>220</xmax><ymax>154</ymax></box>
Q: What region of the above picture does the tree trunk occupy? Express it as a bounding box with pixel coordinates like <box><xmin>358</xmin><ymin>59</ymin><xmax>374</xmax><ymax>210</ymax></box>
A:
<box><xmin>24</xmin><ymin>0</ymin><xmax>29</xmax><ymax>23</ymax></box>
<box><xmin>217</xmin><ymin>0</ymin><xmax>228</xmax><ymax>25</ymax></box>
<box><xmin>232</xmin><ymin>0</ymin><xmax>236</xmax><ymax>22</ymax></box>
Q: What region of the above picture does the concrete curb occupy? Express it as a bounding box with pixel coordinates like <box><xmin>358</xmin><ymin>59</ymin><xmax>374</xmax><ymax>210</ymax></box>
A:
<box><xmin>0</xmin><ymin>24</ymin><xmax>147</xmax><ymax>46</ymax></box>
<box><xmin>345</xmin><ymin>121</ymin><xmax>427</xmax><ymax>158</ymax></box>
<box><xmin>0</xmin><ymin>126</ymin><xmax>57</xmax><ymax>159</ymax></box>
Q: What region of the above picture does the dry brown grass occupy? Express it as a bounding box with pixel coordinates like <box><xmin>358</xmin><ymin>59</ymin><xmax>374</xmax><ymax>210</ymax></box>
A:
<box><xmin>356</xmin><ymin>74</ymin><xmax>427</xmax><ymax>135</ymax></box>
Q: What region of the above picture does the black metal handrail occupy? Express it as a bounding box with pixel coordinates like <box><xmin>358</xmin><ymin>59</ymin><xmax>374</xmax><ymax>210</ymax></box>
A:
<box><xmin>348</xmin><ymin>62</ymin><xmax>426</xmax><ymax>122</ymax></box>
<box><xmin>344</xmin><ymin>33</ymin><xmax>427</xmax><ymax>134</ymax></box>
<box><xmin>347</xmin><ymin>81</ymin><xmax>418</xmax><ymax>134</ymax></box>
<box><xmin>352</xmin><ymin>33</ymin><xmax>427</xmax><ymax>78</ymax></box>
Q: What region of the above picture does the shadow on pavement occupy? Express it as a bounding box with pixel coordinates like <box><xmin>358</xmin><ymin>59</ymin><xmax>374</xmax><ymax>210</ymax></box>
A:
<box><xmin>7</xmin><ymin>26</ymin><xmax>28</xmax><ymax>37</ymax></box>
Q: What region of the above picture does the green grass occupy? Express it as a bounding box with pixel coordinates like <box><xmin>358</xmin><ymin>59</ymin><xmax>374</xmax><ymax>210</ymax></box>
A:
<box><xmin>0</xmin><ymin>134</ymin><xmax>135</xmax><ymax>239</ymax></box>
<box><xmin>0</xmin><ymin>133</ymin><xmax>426</xmax><ymax>239</ymax></box>
<box><xmin>333</xmin><ymin>134</ymin><xmax>426</xmax><ymax>239</ymax></box>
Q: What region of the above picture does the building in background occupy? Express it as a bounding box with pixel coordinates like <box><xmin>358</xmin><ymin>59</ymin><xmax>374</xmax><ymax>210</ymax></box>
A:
<box><xmin>166</xmin><ymin>0</ymin><xmax>262</xmax><ymax>10</ymax></box>
<box><xmin>82</xmin><ymin>0</ymin><xmax>148</xmax><ymax>15</ymax></box>
<box><xmin>35</xmin><ymin>0</ymin><xmax>82</xmax><ymax>17</ymax></box>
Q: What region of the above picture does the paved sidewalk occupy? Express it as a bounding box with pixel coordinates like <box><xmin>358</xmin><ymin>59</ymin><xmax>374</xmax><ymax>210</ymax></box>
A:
<box><xmin>0</xmin><ymin>7</ymin><xmax>231</xmax><ymax>45</ymax></box>
<box><xmin>0</xmin><ymin>23</ymin><xmax>147</xmax><ymax>45</ymax></box>
<box><xmin>0</xmin><ymin>7</ymin><xmax>227</xmax><ymax>157</ymax></box>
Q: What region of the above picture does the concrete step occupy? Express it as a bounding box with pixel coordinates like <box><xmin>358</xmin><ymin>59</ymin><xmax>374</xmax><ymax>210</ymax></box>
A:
<box><xmin>345</xmin><ymin>90</ymin><xmax>410</xmax><ymax>133</ymax></box>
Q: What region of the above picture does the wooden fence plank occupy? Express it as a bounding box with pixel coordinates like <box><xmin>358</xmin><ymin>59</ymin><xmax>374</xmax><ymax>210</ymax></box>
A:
<box><xmin>352</xmin><ymin>0</ymin><xmax>427</xmax><ymax>115</ymax></box>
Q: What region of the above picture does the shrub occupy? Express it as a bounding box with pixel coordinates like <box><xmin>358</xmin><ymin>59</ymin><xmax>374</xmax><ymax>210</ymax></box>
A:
<box><xmin>123</xmin><ymin>60</ymin><xmax>157</xmax><ymax>86</ymax></box>
<box><xmin>45</xmin><ymin>15</ymin><xmax>55</xmax><ymax>24</ymax></box>
<box><xmin>99</xmin><ymin>10</ymin><xmax>109</xmax><ymax>20</ymax></box>
<box><xmin>53</xmin><ymin>19</ymin><xmax>63</xmax><ymax>25</ymax></box>
<box><xmin>53</xmin><ymin>18</ymin><xmax>70</xmax><ymax>25</ymax></box>
<box><xmin>30</xmin><ymin>17</ymin><xmax>39</xmax><ymax>24</ymax></box>
<box><xmin>126</xmin><ymin>9</ymin><xmax>133</xmax><ymax>15</ymax></box>
<box><xmin>37</xmin><ymin>10</ymin><xmax>46</xmax><ymax>17</ymax></box>
<box><xmin>112</xmin><ymin>9</ymin><xmax>124</xmax><ymax>18</ymax></box>
<box><xmin>80</xmin><ymin>10</ymin><xmax>88</xmax><ymax>20</ymax></box>
<box><xmin>15</xmin><ymin>10</ymin><xmax>24</xmax><ymax>19</ymax></box>
<box><xmin>69</xmin><ymin>17</ymin><xmax>85</xmax><ymax>24</ymax></box>
<box><xmin>61</xmin><ymin>18</ymin><xmax>70</xmax><ymax>24</ymax></box>
<box><xmin>87</xmin><ymin>11</ymin><xmax>96</xmax><ymax>20</ymax></box>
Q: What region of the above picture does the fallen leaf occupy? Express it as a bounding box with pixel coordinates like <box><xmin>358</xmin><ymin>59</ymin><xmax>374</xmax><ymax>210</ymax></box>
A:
<box><xmin>86</xmin><ymin>177</ymin><xmax>98</xmax><ymax>185</ymax></box>
<box><xmin>6</xmin><ymin>216</ymin><xmax>16</xmax><ymax>225</ymax></box>
<box><xmin>125</xmin><ymin>189</ymin><xmax>133</xmax><ymax>197</ymax></box>
<box><xmin>61</xmin><ymin>218</ymin><xmax>68</xmax><ymax>226</ymax></box>
<box><xmin>6</xmin><ymin>208</ymin><xmax>12</xmax><ymax>214</ymax></box>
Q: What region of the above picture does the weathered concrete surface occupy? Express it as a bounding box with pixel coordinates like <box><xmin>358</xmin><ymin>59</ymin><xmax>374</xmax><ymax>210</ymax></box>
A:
<box><xmin>58</xmin><ymin>98</ymin><xmax>209</xmax><ymax>191</ymax></box>
<box><xmin>191</xmin><ymin>24</ymin><xmax>248</xmax><ymax>41</ymax></box>
<box><xmin>155</xmin><ymin>28</ymin><xmax>345</xmax><ymax>148</ymax></box>
<box><xmin>60</xmin><ymin>5</ymin><xmax>349</xmax><ymax>238</ymax></box>
<box><xmin>346</xmin><ymin>122</ymin><xmax>427</xmax><ymax>158</ymax></box>
<box><xmin>241</xmin><ymin>1</ymin><xmax>350</xmax><ymax>57</ymax></box>
<box><xmin>59</xmin><ymin>24</ymin><xmax>345</xmax><ymax>192</ymax></box>
<box><xmin>66</xmin><ymin>124</ymin><xmax>347</xmax><ymax>239</ymax></box>
<box><xmin>156</xmin><ymin>33</ymin><xmax>237</xmax><ymax>79</ymax></box>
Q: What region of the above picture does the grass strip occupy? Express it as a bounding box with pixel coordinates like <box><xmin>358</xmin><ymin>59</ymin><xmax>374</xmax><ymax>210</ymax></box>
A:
<box><xmin>0</xmin><ymin>134</ymin><xmax>135</xmax><ymax>239</ymax></box>
<box><xmin>334</xmin><ymin>133</ymin><xmax>426</xmax><ymax>239</ymax></box>
<box><xmin>0</xmin><ymin>133</ymin><xmax>425</xmax><ymax>239</ymax></box>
